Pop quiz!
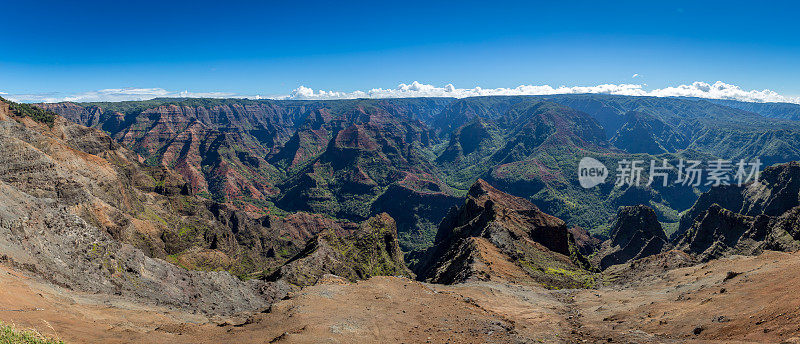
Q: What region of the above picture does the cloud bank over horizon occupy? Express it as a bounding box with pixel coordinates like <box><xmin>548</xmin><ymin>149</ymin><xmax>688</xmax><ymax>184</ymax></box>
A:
<box><xmin>4</xmin><ymin>81</ymin><xmax>799</xmax><ymax>105</ymax></box>
<box><xmin>3</xmin><ymin>88</ymin><xmax>244</xmax><ymax>103</ymax></box>
<box><xmin>282</xmin><ymin>81</ymin><xmax>800</xmax><ymax>104</ymax></box>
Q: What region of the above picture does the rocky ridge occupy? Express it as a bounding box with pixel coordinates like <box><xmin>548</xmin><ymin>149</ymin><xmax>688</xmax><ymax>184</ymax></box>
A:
<box><xmin>414</xmin><ymin>179</ymin><xmax>595</xmax><ymax>288</ymax></box>
<box><xmin>594</xmin><ymin>205</ymin><xmax>670</xmax><ymax>269</ymax></box>
<box><xmin>266</xmin><ymin>213</ymin><xmax>412</xmax><ymax>286</ymax></box>
<box><xmin>674</xmin><ymin>162</ymin><xmax>800</xmax><ymax>261</ymax></box>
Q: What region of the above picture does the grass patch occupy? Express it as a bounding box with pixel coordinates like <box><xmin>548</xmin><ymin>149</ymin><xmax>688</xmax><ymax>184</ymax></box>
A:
<box><xmin>0</xmin><ymin>321</ymin><xmax>63</xmax><ymax>344</ymax></box>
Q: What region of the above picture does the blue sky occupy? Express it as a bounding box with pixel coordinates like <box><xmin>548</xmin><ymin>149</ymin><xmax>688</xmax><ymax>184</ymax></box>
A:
<box><xmin>1</xmin><ymin>0</ymin><xmax>799</xmax><ymax>102</ymax></box>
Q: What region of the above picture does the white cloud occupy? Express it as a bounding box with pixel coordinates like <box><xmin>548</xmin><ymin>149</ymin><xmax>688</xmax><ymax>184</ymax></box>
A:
<box><xmin>63</xmin><ymin>88</ymin><xmax>173</xmax><ymax>102</ymax></box>
<box><xmin>0</xmin><ymin>91</ymin><xmax>7</xmax><ymax>95</ymax></box>
<box><xmin>8</xmin><ymin>88</ymin><xmax>243</xmax><ymax>103</ymax></box>
<box><xmin>632</xmin><ymin>74</ymin><xmax>640</xmax><ymax>78</ymax></box>
<box><xmin>5</xmin><ymin>81</ymin><xmax>799</xmax><ymax>105</ymax></box>
<box><xmin>280</xmin><ymin>81</ymin><xmax>800</xmax><ymax>105</ymax></box>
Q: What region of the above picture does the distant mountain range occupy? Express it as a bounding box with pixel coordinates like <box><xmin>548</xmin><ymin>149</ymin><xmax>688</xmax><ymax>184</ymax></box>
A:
<box><xmin>705</xmin><ymin>98</ymin><xmax>800</xmax><ymax>121</ymax></box>
<box><xmin>37</xmin><ymin>94</ymin><xmax>800</xmax><ymax>252</ymax></box>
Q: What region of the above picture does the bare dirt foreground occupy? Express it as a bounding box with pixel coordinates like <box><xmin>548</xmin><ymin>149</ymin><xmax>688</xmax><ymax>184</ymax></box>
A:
<box><xmin>3</xmin><ymin>251</ymin><xmax>800</xmax><ymax>343</ymax></box>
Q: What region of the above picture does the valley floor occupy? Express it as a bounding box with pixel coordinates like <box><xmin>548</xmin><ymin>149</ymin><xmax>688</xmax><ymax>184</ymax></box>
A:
<box><xmin>3</xmin><ymin>251</ymin><xmax>800</xmax><ymax>343</ymax></box>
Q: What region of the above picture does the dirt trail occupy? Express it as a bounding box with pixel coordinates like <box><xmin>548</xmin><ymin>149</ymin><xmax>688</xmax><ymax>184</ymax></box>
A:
<box><xmin>4</xmin><ymin>251</ymin><xmax>800</xmax><ymax>343</ymax></box>
<box><xmin>0</xmin><ymin>264</ymin><xmax>213</xmax><ymax>343</ymax></box>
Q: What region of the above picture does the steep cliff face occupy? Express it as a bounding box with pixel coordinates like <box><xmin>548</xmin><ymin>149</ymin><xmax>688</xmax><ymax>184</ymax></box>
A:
<box><xmin>370</xmin><ymin>182</ymin><xmax>462</xmax><ymax>252</ymax></box>
<box><xmin>766</xmin><ymin>206</ymin><xmax>800</xmax><ymax>251</ymax></box>
<box><xmin>595</xmin><ymin>205</ymin><xmax>669</xmax><ymax>269</ymax></box>
<box><xmin>40</xmin><ymin>99</ymin><xmax>456</xmax><ymax>251</ymax></box>
<box><xmin>415</xmin><ymin>179</ymin><xmax>595</xmax><ymax>288</ymax></box>
<box><xmin>675</xmin><ymin>205</ymin><xmax>770</xmax><ymax>260</ymax></box>
<box><xmin>675</xmin><ymin>162</ymin><xmax>800</xmax><ymax>261</ymax></box>
<box><xmin>118</xmin><ymin>103</ymin><xmax>305</xmax><ymax>203</ymax></box>
<box><xmin>275</xmin><ymin>102</ymin><xmax>444</xmax><ymax>221</ymax></box>
<box><xmin>266</xmin><ymin>213</ymin><xmax>412</xmax><ymax>286</ymax></box>
<box><xmin>36</xmin><ymin>102</ymin><xmax>109</xmax><ymax>127</ymax></box>
<box><xmin>189</xmin><ymin>204</ymin><xmax>364</xmax><ymax>274</ymax></box>
<box><xmin>0</xmin><ymin>100</ymin><xmax>290</xmax><ymax>314</ymax></box>
<box><xmin>676</xmin><ymin>162</ymin><xmax>800</xmax><ymax>238</ymax></box>
<box><xmin>39</xmin><ymin>100</ymin><xmax>304</xmax><ymax>203</ymax></box>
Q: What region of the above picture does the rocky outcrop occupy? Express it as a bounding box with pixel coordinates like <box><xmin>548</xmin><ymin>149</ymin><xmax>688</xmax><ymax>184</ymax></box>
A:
<box><xmin>766</xmin><ymin>206</ymin><xmax>800</xmax><ymax>249</ymax></box>
<box><xmin>568</xmin><ymin>227</ymin><xmax>602</xmax><ymax>256</ymax></box>
<box><xmin>675</xmin><ymin>205</ymin><xmax>771</xmax><ymax>260</ymax></box>
<box><xmin>192</xmin><ymin>203</ymin><xmax>358</xmax><ymax>274</ymax></box>
<box><xmin>596</xmin><ymin>205</ymin><xmax>669</xmax><ymax>269</ymax></box>
<box><xmin>414</xmin><ymin>179</ymin><xmax>596</xmax><ymax>288</ymax></box>
<box><xmin>675</xmin><ymin>162</ymin><xmax>800</xmax><ymax>261</ymax></box>
<box><xmin>266</xmin><ymin>213</ymin><xmax>412</xmax><ymax>286</ymax></box>
<box><xmin>676</xmin><ymin>162</ymin><xmax>800</xmax><ymax>237</ymax></box>
<box><xmin>675</xmin><ymin>203</ymin><xmax>800</xmax><ymax>261</ymax></box>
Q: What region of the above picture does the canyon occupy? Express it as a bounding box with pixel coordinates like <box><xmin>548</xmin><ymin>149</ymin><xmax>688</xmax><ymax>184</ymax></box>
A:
<box><xmin>1</xmin><ymin>94</ymin><xmax>800</xmax><ymax>342</ymax></box>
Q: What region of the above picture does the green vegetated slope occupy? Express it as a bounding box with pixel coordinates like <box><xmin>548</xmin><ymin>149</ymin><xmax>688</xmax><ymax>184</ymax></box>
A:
<box><xmin>494</xmin><ymin>94</ymin><xmax>800</xmax><ymax>234</ymax></box>
<box><xmin>0</xmin><ymin>322</ymin><xmax>62</xmax><ymax>344</ymax></box>
<box><xmin>0</xmin><ymin>96</ymin><xmax>55</xmax><ymax>124</ymax></box>
<box><xmin>428</xmin><ymin>97</ymin><xmax>707</xmax><ymax>237</ymax></box>
<box><xmin>535</xmin><ymin>94</ymin><xmax>800</xmax><ymax>166</ymax></box>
